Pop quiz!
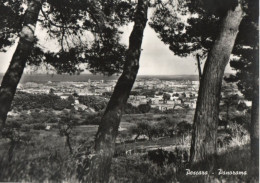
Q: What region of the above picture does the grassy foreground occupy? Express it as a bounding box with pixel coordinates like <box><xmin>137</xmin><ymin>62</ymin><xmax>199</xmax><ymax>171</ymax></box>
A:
<box><xmin>0</xmin><ymin>130</ymin><xmax>257</xmax><ymax>183</ymax></box>
<box><xmin>110</xmin><ymin>145</ymin><xmax>258</xmax><ymax>183</ymax></box>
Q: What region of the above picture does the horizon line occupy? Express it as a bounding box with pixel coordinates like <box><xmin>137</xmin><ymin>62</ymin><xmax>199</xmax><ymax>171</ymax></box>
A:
<box><xmin>0</xmin><ymin>73</ymin><xmax>233</xmax><ymax>76</ymax></box>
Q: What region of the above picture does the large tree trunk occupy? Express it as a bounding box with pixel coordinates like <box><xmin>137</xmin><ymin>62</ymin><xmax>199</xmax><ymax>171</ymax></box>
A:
<box><xmin>0</xmin><ymin>0</ymin><xmax>41</xmax><ymax>130</ymax></box>
<box><xmin>79</xmin><ymin>1</ymin><xmax>148</xmax><ymax>182</ymax></box>
<box><xmin>250</xmin><ymin>47</ymin><xmax>259</xmax><ymax>166</ymax></box>
<box><xmin>190</xmin><ymin>3</ymin><xmax>243</xmax><ymax>169</ymax></box>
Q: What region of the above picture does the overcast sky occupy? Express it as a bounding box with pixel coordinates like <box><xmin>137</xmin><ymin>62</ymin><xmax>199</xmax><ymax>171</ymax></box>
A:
<box><xmin>0</xmin><ymin>11</ymin><xmax>235</xmax><ymax>75</ymax></box>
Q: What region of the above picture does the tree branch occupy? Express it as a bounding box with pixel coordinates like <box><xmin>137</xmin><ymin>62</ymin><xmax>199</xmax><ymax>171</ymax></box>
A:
<box><xmin>40</xmin><ymin>8</ymin><xmax>78</xmax><ymax>29</ymax></box>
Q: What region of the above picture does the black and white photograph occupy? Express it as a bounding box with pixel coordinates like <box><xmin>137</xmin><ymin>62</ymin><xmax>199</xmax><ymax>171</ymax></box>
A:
<box><xmin>0</xmin><ymin>0</ymin><xmax>259</xmax><ymax>182</ymax></box>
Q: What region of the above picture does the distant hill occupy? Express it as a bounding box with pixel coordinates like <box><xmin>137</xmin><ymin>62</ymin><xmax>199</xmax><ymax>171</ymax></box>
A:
<box><xmin>0</xmin><ymin>73</ymin><xmax>233</xmax><ymax>83</ymax></box>
<box><xmin>0</xmin><ymin>73</ymin><xmax>119</xmax><ymax>84</ymax></box>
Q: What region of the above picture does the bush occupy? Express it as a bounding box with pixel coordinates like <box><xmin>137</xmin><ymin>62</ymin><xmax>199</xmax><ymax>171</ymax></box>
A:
<box><xmin>138</xmin><ymin>104</ymin><xmax>151</xmax><ymax>113</ymax></box>
<box><xmin>124</xmin><ymin>103</ymin><xmax>140</xmax><ymax>114</ymax></box>
<box><xmin>231</xmin><ymin>114</ymin><xmax>250</xmax><ymax>130</ymax></box>
<box><xmin>5</xmin><ymin>120</ymin><xmax>22</xmax><ymax>129</ymax></box>
<box><xmin>20</xmin><ymin>124</ymin><xmax>31</xmax><ymax>132</ymax></box>
<box><xmin>78</xmin><ymin>95</ymin><xmax>108</xmax><ymax>111</ymax></box>
<box><xmin>33</xmin><ymin>123</ymin><xmax>46</xmax><ymax>130</ymax></box>
<box><xmin>82</xmin><ymin>112</ymin><xmax>103</xmax><ymax>125</ymax></box>
<box><xmin>12</xmin><ymin>92</ymin><xmax>73</xmax><ymax>111</ymax></box>
<box><xmin>147</xmin><ymin>148</ymin><xmax>189</xmax><ymax>167</ymax></box>
<box><xmin>130</xmin><ymin>121</ymin><xmax>152</xmax><ymax>140</ymax></box>
<box><xmin>148</xmin><ymin>149</ymin><xmax>177</xmax><ymax>166</ymax></box>
<box><xmin>176</xmin><ymin>121</ymin><xmax>192</xmax><ymax>135</ymax></box>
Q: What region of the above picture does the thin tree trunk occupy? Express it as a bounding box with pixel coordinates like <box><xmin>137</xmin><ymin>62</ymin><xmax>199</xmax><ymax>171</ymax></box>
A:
<box><xmin>135</xmin><ymin>134</ymin><xmax>140</xmax><ymax>141</ymax></box>
<box><xmin>190</xmin><ymin>3</ymin><xmax>243</xmax><ymax>170</ymax></box>
<box><xmin>0</xmin><ymin>0</ymin><xmax>41</xmax><ymax>130</ymax></box>
<box><xmin>250</xmin><ymin>47</ymin><xmax>259</xmax><ymax>166</ymax></box>
<box><xmin>66</xmin><ymin>135</ymin><xmax>73</xmax><ymax>154</ymax></box>
<box><xmin>79</xmin><ymin>1</ymin><xmax>148</xmax><ymax>182</ymax></box>
<box><xmin>196</xmin><ymin>54</ymin><xmax>202</xmax><ymax>82</ymax></box>
<box><xmin>8</xmin><ymin>141</ymin><xmax>16</xmax><ymax>162</ymax></box>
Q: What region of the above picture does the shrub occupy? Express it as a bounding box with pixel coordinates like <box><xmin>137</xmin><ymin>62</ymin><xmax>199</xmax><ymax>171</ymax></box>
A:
<box><xmin>5</xmin><ymin>121</ymin><xmax>22</xmax><ymax>129</ymax></box>
<box><xmin>33</xmin><ymin>123</ymin><xmax>46</xmax><ymax>130</ymax></box>
<box><xmin>129</xmin><ymin>121</ymin><xmax>152</xmax><ymax>140</ymax></box>
<box><xmin>78</xmin><ymin>95</ymin><xmax>108</xmax><ymax>111</ymax></box>
<box><xmin>124</xmin><ymin>103</ymin><xmax>140</xmax><ymax>114</ymax></box>
<box><xmin>82</xmin><ymin>112</ymin><xmax>103</xmax><ymax>125</ymax></box>
<box><xmin>176</xmin><ymin>121</ymin><xmax>192</xmax><ymax>135</ymax></box>
<box><xmin>12</xmin><ymin>92</ymin><xmax>74</xmax><ymax>111</ymax></box>
<box><xmin>138</xmin><ymin>104</ymin><xmax>151</xmax><ymax>113</ymax></box>
<box><xmin>231</xmin><ymin>113</ymin><xmax>250</xmax><ymax>130</ymax></box>
<box><xmin>147</xmin><ymin>149</ymin><xmax>177</xmax><ymax>166</ymax></box>
<box><xmin>20</xmin><ymin>124</ymin><xmax>31</xmax><ymax>132</ymax></box>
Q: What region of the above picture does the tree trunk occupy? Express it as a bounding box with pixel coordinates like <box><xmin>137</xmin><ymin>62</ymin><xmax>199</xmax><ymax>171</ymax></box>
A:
<box><xmin>190</xmin><ymin>3</ymin><xmax>243</xmax><ymax>170</ymax></box>
<box><xmin>79</xmin><ymin>1</ymin><xmax>148</xmax><ymax>182</ymax></box>
<box><xmin>8</xmin><ymin>141</ymin><xmax>16</xmax><ymax>162</ymax></box>
<box><xmin>66</xmin><ymin>135</ymin><xmax>73</xmax><ymax>154</ymax></box>
<box><xmin>135</xmin><ymin>134</ymin><xmax>140</xmax><ymax>141</ymax></box>
<box><xmin>250</xmin><ymin>47</ymin><xmax>259</xmax><ymax>166</ymax></box>
<box><xmin>196</xmin><ymin>54</ymin><xmax>202</xmax><ymax>82</ymax></box>
<box><xmin>0</xmin><ymin>0</ymin><xmax>41</xmax><ymax>130</ymax></box>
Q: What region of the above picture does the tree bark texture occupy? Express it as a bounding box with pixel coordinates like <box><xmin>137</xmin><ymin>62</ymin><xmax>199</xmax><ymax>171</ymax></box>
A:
<box><xmin>80</xmin><ymin>1</ymin><xmax>148</xmax><ymax>182</ymax></box>
<box><xmin>0</xmin><ymin>0</ymin><xmax>41</xmax><ymax>131</ymax></box>
<box><xmin>250</xmin><ymin>46</ymin><xmax>259</xmax><ymax>165</ymax></box>
<box><xmin>190</xmin><ymin>3</ymin><xmax>243</xmax><ymax>168</ymax></box>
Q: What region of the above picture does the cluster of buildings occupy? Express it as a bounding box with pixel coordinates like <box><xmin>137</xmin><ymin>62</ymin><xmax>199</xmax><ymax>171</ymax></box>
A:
<box><xmin>128</xmin><ymin>92</ymin><xmax>198</xmax><ymax>111</ymax></box>
<box><xmin>17</xmin><ymin>78</ymin><xmax>201</xmax><ymax>111</ymax></box>
<box><xmin>133</xmin><ymin>79</ymin><xmax>199</xmax><ymax>91</ymax></box>
<box><xmin>126</xmin><ymin>79</ymin><xmax>199</xmax><ymax>111</ymax></box>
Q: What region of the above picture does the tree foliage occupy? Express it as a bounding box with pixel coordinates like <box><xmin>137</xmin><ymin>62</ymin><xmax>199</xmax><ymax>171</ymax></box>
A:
<box><xmin>163</xmin><ymin>93</ymin><xmax>171</xmax><ymax>103</ymax></box>
<box><xmin>1</xmin><ymin>0</ymin><xmax>136</xmax><ymax>75</ymax></box>
<box><xmin>150</xmin><ymin>0</ymin><xmax>219</xmax><ymax>59</ymax></box>
<box><xmin>31</xmin><ymin>0</ymin><xmax>136</xmax><ymax>75</ymax></box>
<box><xmin>224</xmin><ymin>0</ymin><xmax>258</xmax><ymax>101</ymax></box>
<box><xmin>138</xmin><ymin>103</ymin><xmax>151</xmax><ymax>113</ymax></box>
<box><xmin>150</xmin><ymin>0</ymin><xmax>258</xmax><ymax>100</ymax></box>
<box><xmin>0</xmin><ymin>0</ymin><xmax>24</xmax><ymax>51</ymax></box>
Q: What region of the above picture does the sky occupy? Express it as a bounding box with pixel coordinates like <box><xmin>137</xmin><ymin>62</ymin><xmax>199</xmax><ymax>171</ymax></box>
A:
<box><xmin>0</xmin><ymin>11</ymin><xmax>235</xmax><ymax>76</ymax></box>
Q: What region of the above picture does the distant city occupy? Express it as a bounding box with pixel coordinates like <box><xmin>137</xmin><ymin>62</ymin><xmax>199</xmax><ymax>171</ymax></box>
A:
<box><xmin>1</xmin><ymin>73</ymin><xmax>245</xmax><ymax>112</ymax></box>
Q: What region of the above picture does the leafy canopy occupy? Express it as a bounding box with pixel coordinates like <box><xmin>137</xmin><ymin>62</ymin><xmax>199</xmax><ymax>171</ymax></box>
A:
<box><xmin>150</xmin><ymin>0</ymin><xmax>258</xmax><ymax>100</ymax></box>
<box><xmin>0</xmin><ymin>0</ymin><xmax>136</xmax><ymax>75</ymax></box>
